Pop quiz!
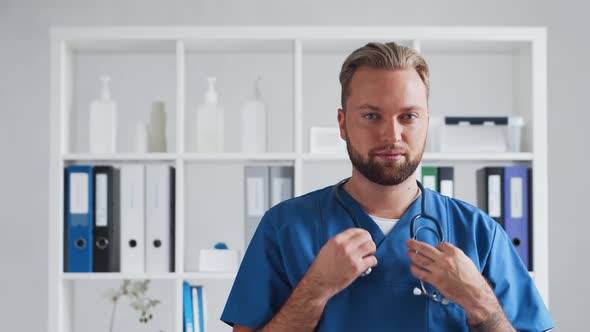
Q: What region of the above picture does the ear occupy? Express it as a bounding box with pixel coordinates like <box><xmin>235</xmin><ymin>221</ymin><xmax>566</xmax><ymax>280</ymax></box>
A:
<box><xmin>337</xmin><ymin>108</ymin><xmax>346</xmax><ymax>140</ymax></box>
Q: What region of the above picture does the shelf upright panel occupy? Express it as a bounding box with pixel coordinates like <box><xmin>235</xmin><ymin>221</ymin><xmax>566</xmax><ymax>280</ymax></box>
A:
<box><xmin>175</xmin><ymin>40</ymin><xmax>186</xmax><ymax>275</ymax></box>
<box><xmin>51</xmin><ymin>37</ymin><xmax>76</xmax><ymax>332</ymax></box>
<box><xmin>294</xmin><ymin>39</ymin><xmax>304</xmax><ymax>196</ymax></box>
<box><xmin>175</xmin><ymin>278</ymin><xmax>183</xmax><ymax>332</ymax></box>
<box><xmin>531</xmin><ymin>30</ymin><xmax>549</xmax><ymax>306</ymax></box>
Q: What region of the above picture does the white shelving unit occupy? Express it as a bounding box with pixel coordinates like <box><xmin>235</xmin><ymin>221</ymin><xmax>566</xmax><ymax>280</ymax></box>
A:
<box><xmin>49</xmin><ymin>26</ymin><xmax>548</xmax><ymax>332</ymax></box>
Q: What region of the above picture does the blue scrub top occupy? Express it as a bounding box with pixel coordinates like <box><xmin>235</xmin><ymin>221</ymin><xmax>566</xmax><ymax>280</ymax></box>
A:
<box><xmin>221</xmin><ymin>183</ymin><xmax>554</xmax><ymax>331</ymax></box>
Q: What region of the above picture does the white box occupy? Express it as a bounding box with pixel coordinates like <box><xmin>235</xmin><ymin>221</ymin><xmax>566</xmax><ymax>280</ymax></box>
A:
<box><xmin>310</xmin><ymin>127</ymin><xmax>347</xmax><ymax>154</ymax></box>
<box><xmin>429</xmin><ymin>116</ymin><xmax>524</xmax><ymax>153</ymax></box>
<box><xmin>199</xmin><ymin>249</ymin><xmax>240</xmax><ymax>272</ymax></box>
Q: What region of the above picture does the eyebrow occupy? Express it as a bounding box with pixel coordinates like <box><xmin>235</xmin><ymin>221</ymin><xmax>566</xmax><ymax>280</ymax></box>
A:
<box><xmin>356</xmin><ymin>104</ymin><xmax>424</xmax><ymax>112</ymax></box>
<box><xmin>357</xmin><ymin>104</ymin><xmax>382</xmax><ymax>111</ymax></box>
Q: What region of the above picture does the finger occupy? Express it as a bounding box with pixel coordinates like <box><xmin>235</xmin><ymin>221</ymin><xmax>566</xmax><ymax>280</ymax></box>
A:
<box><xmin>361</xmin><ymin>255</ymin><xmax>378</xmax><ymax>272</ymax></box>
<box><xmin>358</xmin><ymin>240</ymin><xmax>377</xmax><ymax>257</ymax></box>
<box><xmin>335</xmin><ymin>228</ymin><xmax>369</xmax><ymax>242</ymax></box>
<box><xmin>347</xmin><ymin>230</ymin><xmax>374</xmax><ymax>252</ymax></box>
<box><xmin>436</xmin><ymin>241</ymin><xmax>459</xmax><ymax>254</ymax></box>
<box><xmin>409</xmin><ymin>263</ymin><xmax>433</xmax><ymax>283</ymax></box>
<box><xmin>407</xmin><ymin>249</ymin><xmax>435</xmax><ymax>271</ymax></box>
<box><xmin>406</xmin><ymin>239</ymin><xmax>442</xmax><ymax>261</ymax></box>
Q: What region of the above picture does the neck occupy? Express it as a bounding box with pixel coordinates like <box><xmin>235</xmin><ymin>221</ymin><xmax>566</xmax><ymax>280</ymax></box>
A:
<box><xmin>343</xmin><ymin>169</ymin><xmax>420</xmax><ymax>219</ymax></box>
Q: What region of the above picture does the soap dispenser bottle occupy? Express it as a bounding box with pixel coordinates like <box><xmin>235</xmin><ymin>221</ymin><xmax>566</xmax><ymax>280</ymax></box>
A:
<box><xmin>195</xmin><ymin>77</ymin><xmax>224</xmax><ymax>152</ymax></box>
<box><xmin>240</xmin><ymin>75</ymin><xmax>267</xmax><ymax>153</ymax></box>
<box><xmin>89</xmin><ymin>76</ymin><xmax>118</xmax><ymax>153</ymax></box>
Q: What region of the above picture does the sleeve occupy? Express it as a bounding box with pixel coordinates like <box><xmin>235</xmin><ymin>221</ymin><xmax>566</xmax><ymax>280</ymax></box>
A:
<box><xmin>483</xmin><ymin>224</ymin><xmax>554</xmax><ymax>331</ymax></box>
<box><xmin>220</xmin><ymin>209</ymin><xmax>293</xmax><ymax>328</ymax></box>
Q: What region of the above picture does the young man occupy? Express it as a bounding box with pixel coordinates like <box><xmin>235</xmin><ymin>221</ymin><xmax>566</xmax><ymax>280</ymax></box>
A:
<box><xmin>221</xmin><ymin>42</ymin><xmax>553</xmax><ymax>331</ymax></box>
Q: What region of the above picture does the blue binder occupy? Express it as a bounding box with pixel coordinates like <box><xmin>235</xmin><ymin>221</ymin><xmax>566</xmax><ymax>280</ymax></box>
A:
<box><xmin>65</xmin><ymin>165</ymin><xmax>94</xmax><ymax>272</ymax></box>
<box><xmin>183</xmin><ymin>282</ymin><xmax>194</xmax><ymax>332</ymax></box>
<box><xmin>195</xmin><ymin>286</ymin><xmax>205</xmax><ymax>332</ymax></box>
<box><xmin>503</xmin><ymin>166</ymin><xmax>530</xmax><ymax>270</ymax></box>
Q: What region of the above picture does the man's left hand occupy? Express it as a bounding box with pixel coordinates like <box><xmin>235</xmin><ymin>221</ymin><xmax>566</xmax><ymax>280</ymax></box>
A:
<box><xmin>405</xmin><ymin>239</ymin><xmax>501</xmax><ymax>325</ymax></box>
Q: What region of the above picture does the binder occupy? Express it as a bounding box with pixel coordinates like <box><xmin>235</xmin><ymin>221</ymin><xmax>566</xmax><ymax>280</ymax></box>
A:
<box><xmin>244</xmin><ymin>166</ymin><xmax>269</xmax><ymax>247</ymax></box>
<box><xmin>269</xmin><ymin>166</ymin><xmax>294</xmax><ymax>207</ymax></box>
<box><xmin>145</xmin><ymin>165</ymin><xmax>175</xmax><ymax>273</ymax></box>
<box><xmin>477</xmin><ymin>167</ymin><xmax>505</xmax><ymax>226</ymax></box>
<box><xmin>421</xmin><ymin>166</ymin><xmax>438</xmax><ymax>192</ymax></box>
<box><xmin>63</xmin><ymin>168</ymin><xmax>68</xmax><ymax>271</ymax></box>
<box><xmin>438</xmin><ymin>167</ymin><xmax>454</xmax><ymax>198</ymax></box>
<box><xmin>183</xmin><ymin>282</ymin><xmax>194</xmax><ymax>332</ymax></box>
<box><xmin>92</xmin><ymin>166</ymin><xmax>120</xmax><ymax>272</ymax></box>
<box><xmin>192</xmin><ymin>286</ymin><xmax>207</xmax><ymax>332</ymax></box>
<box><xmin>504</xmin><ymin>166</ymin><xmax>530</xmax><ymax>270</ymax></box>
<box><xmin>65</xmin><ymin>165</ymin><xmax>94</xmax><ymax>272</ymax></box>
<box><xmin>120</xmin><ymin>165</ymin><xmax>145</xmax><ymax>273</ymax></box>
<box><xmin>528</xmin><ymin>167</ymin><xmax>534</xmax><ymax>270</ymax></box>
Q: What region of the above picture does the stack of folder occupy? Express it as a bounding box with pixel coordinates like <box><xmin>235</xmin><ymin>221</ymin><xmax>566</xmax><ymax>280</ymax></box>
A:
<box><xmin>244</xmin><ymin>165</ymin><xmax>294</xmax><ymax>247</ymax></box>
<box><xmin>420</xmin><ymin>166</ymin><xmax>455</xmax><ymax>198</ymax></box>
<box><xmin>183</xmin><ymin>282</ymin><xmax>207</xmax><ymax>332</ymax></box>
<box><xmin>477</xmin><ymin>166</ymin><xmax>533</xmax><ymax>270</ymax></box>
<box><xmin>64</xmin><ymin>164</ymin><xmax>175</xmax><ymax>273</ymax></box>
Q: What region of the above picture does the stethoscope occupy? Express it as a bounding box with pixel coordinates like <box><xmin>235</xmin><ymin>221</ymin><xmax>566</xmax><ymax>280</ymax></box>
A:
<box><xmin>333</xmin><ymin>178</ymin><xmax>450</xmax><ymax>305</ymax></box>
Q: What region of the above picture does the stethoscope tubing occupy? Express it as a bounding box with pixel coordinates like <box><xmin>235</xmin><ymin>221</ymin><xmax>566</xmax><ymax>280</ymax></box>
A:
<box><xmin>333</xmin><ymin>178</ymin><xmax>450</xmax><ymax>305</ymax></box>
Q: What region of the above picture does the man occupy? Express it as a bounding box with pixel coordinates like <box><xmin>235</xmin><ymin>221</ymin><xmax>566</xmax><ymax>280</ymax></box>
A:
<box><xmin>221</xmin><ymin>42</ymin><xmax>553</xmax><ymax>331</ymax></box>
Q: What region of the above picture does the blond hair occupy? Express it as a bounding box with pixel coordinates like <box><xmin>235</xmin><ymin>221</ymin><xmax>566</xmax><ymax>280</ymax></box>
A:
<box><xmin>339</xmin><ymin>42</ymin><xmax>430</xmax><ymax>109</ymax></box>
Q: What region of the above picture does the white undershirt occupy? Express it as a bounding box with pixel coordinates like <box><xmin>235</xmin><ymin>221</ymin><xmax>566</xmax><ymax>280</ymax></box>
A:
<box><xmin>369</xmin><ymin>215</ymin><xmax>400</xmax><ymax>236</ymax></box>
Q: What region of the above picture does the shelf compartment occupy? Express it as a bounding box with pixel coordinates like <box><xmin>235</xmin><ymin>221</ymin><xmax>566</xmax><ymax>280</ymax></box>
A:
<box><xmin>63</xmin><ymin>40</ymin><xmax>178</xmax><ymax>154</ymax></box>
<box><xmin>64</xmin><ymin>278</ymin><xmax>176</xmax><ymax>332</ymax></box>
<box><xmin>184</xmin><ymin>39</ymin><xmax>295</xmax><ymax>154</ymax></box>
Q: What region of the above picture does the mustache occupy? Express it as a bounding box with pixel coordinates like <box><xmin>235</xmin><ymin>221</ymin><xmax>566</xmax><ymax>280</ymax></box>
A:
<box><xmin>369</xmin><ymin>143</ymin><xmax>408</xmax><ymax>155</ymax></box>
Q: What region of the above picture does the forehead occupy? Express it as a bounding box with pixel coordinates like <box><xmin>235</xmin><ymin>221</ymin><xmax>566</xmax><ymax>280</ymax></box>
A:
<box><xmin>347</xmin><ymin>67</ymin><xmax>427</xmax><ymax>107</ymax></box>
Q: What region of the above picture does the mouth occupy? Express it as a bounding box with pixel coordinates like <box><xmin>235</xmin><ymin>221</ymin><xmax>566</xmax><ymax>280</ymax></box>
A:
<box><xmin>373</xmin><ymin>150</ymin><xmax>405</xmax><ymax>161</ymax></box>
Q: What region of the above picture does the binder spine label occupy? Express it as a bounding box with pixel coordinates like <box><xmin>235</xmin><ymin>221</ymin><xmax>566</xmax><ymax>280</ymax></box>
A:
<box><xmin>95</xmin><ymin>174</ymin><xmax>108</xmax><ymax>227</ymax></box>
<box><xmin>488</xmin><ymin>175</ymin><xmax>501</xmax><ymax>217</ymax></box>
<box><xmin>423</xmin><ymin>175</ymin><xmax>436</xmax><ymax>191</ymax></box>
<box><xmin>70</xmin><ymin>173</ymin><xmax>89</xmax><ymax>214</ymax></box>
<box><xmin>271</xmin><ymin>177</ymin><xmax>292</xmax><ymax>206</ymax></box>
<box><xmin>440</xmin><ymin>180</ymin><xmax>453</xmax><ymax>197</ymax></box>
<box><xmin>246</xmin><ymin>177</ymin><xmax>265</xmax><ymax>217</ymax></box>
<box><xmin>510</xmin><ymin>177</ymin><xmax>524</xmax><ymax>218</ymax></box>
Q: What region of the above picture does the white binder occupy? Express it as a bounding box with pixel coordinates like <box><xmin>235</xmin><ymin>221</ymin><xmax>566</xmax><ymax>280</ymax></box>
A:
<box><xmin>120</xmin><ymin>165</ymin><xmax>145</xmax><ymax>273</ymax></box>
<box><xmin>145</xmin><ymin>165</ymin><xmax>174</xmax><ymax>273</ymax></box>
<box><xmin>244</xmin><ymin>166</ymin><xmax>269</xmax><ymax>249</ymax></box>
<box><xmin>269</xmin><ymin>166</ymin><xmax>294</xmax><ymax>207</ymax></box>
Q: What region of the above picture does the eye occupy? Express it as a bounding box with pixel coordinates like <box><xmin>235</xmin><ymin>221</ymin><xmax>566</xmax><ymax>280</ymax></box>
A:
<box><xmin>401</xmin><ymin>113</ymin><xmax>418</xmax><ymax>120</ymax></box>
<box><xmin>363</xmin><ymin>113</ymin><xmax>378</xmax><ymax>120</ymax></box>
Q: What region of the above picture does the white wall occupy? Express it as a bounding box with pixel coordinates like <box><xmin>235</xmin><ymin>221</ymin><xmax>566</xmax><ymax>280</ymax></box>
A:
<box><xmin>1</xmin><ymin>0</ymin><xmax>586</xmax><ymax>330</ymax></box>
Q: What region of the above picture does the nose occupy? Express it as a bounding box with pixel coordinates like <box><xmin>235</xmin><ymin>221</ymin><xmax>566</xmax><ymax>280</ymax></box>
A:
<box><xmin>381</xmin><ymin>116</ymin><xmax>402</xmax><ymax>143</ymax></box>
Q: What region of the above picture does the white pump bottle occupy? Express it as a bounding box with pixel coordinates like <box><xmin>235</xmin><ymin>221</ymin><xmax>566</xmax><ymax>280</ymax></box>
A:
<box><xmin>195</xmin><ymin>77</ymin><xmax>224</xmax><ymax>152</ymax></box>
<box><xmin>240</xmin><ymin>75</ymin><xmax>268</xmax><ymax>153</ymax></box>
<box><xmin>89</xmin><ymin>76</ymin><xmax>118</xmax><ymax>153</ymax></box>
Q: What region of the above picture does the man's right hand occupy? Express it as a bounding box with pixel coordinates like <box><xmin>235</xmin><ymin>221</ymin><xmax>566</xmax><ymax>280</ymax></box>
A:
<box><xmin>302</xmin><ymin>228</ymin><xmax>378</xmax><ymax>301</ymax></box>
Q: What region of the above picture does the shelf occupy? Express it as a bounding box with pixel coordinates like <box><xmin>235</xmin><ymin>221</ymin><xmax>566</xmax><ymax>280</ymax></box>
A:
<box><xmin>62</xmin><ymin>153</ymin><xmax>178</xmax><ymax>162</ymax></box>
<box><xmin>49</xmin><ymin>27</ymin><xmax>549</xmax><ymax>332</ymax></box>
<box><xmin>301</xmin><ymin>152</ymin><xmax>534</xmax><ymax>161</ymax></box>
<box><xmin>61</xmin><ymin>272</ymin><xmax>237</xmax><ymax>281</ymax></box>
<box><xmin>182</xmin><ymin>272</ymin><xmax>237</xmax><ymax>280</ymax></box>
<box><xmin>183</xmin><ymin>153</ymin><xmax>297</xmax><ymax>162</ymax></box>
<box><xmin>423</xmin><ymin>152</ymin><xmax>534</xmax><ymax>161</ymax></box>
<box><xmin>62</xmin><ymin>272</ymin><xmax>179</xmax><ymax>280</ymax></box>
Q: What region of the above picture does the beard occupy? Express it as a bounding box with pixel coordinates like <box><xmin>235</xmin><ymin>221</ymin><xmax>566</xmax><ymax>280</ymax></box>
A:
<box><xmin>345</xmin><ymin>131</ymin><xmax>425</xmax><ymax>186</ymax></box>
